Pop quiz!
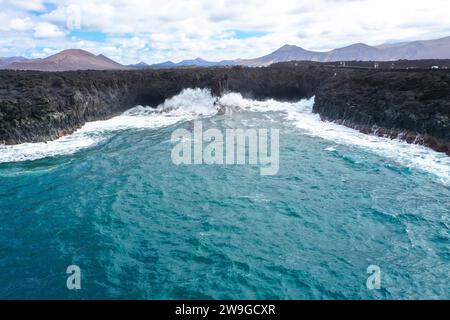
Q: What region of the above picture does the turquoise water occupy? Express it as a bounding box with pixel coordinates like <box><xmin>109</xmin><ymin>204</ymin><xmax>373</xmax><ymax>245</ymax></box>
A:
<box><xmin>0</xmin><ymin>90</ymin><xmax>449</xmax><ymax>299</ymax></box>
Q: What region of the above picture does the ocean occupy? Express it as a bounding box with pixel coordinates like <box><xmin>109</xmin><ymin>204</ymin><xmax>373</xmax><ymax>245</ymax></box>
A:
<box><xmin>0</xmin><ymin>89</ymin><xmax>449</xmax><ymax>299</ymax></box>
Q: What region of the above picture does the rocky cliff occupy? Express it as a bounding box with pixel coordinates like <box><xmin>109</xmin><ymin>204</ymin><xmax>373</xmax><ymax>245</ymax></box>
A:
<box><xmin>0</xmin><ymin>63</ymin><xmax>449</xmax><ymax>155</ymax></box>
<box><xmin>0</xmin><ymin>63</ymin><xmax>333</xmax><ymax>144</ymax></box>
<box><xmin>314</xmin><ymin>69</ymin><xmax>450</xmax><ymax>155</ymax></box>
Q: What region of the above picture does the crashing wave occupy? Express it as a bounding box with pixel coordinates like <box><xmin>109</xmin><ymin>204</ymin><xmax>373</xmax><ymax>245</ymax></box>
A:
<box><xmin>0</xmin><ymin>88</ymin><xmax>448</xmax><ymax>185</ymax></box>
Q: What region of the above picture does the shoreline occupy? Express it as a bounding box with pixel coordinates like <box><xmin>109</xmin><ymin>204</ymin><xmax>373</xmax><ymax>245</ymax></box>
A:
<box><xmin>1</xmin><ymin>62</ymin><xmax>449</xmax><ymax>155</ymax></box>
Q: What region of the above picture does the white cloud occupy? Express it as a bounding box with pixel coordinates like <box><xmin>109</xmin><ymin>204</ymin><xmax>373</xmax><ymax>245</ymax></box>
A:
<box><xmin>34</xmin><ymin>22</ymin><xmax>65</xmax><ymax>38</ymax></box>
<box><xmin>4</xmin><ymin>0</ymin><xmax>47</xmax><ymax>11</ymax></box>
<box><xmin>0</xmin><ymin>0</ymin><xmax>449</xmax><ymax>63</ymax></box>
<box><xmin>10</xmin><ymin>17</ymin><xmax>34</xmax><ymax>31</ymax></box>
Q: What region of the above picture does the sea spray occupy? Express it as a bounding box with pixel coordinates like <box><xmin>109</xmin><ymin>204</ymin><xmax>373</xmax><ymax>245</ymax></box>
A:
<box><xmin>171</xmin><ymin>121</ymin><xmax>280</xmax><ymax>175</ymax></box>
<box><xmin>0</xmin><ymin>88</ymin><xmax>448</xmax><ymax>184</ymax></box>
<box><xmin>1</xmin><ymin>89</ymin><xmax>450</xmax><ymax>299</ymax></box>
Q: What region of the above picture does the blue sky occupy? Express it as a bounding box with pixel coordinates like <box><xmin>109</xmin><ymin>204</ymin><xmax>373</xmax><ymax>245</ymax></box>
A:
<box><xmin>0</xmin><ymin>0</ymin><xmax>449</xmax><ymax>64</ymax></box>
<box><xmin>69</xmin><ymin>30</ymin><xmax>108</xmax><ymax>42</ymax></box>
<box><xmin>232</xmin><ymin>31</ymin><xmax>268</xmax><ymax>39</ymax></box>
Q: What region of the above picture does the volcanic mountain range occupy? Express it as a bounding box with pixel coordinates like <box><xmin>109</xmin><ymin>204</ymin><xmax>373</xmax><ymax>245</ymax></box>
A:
<box><xmin>2</xmin><ymin>36</ymin><xmax>450</xmax><ymax>71</ymax></box>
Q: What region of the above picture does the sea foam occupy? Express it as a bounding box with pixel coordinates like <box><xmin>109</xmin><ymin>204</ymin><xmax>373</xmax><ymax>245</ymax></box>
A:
<box><xmin>0</xmin><ymin>88</ymin><xmax>449</xmax><ymax>184</ymax></box>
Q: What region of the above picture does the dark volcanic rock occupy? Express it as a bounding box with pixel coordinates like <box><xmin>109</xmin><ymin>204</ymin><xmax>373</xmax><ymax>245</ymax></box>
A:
<box><xmin>0</xmin><ymin>63</ymin><xmax>334</xmax><ymax>145</ymax></box>
<box><xmin>0</xmin><ymin>62</ymin><xmax>449</xmax><ymax>156</ymax></box>
<box><xmin>313</xmin><ymin>69</ymin><xmax>450</xmax><ymax>155</ymax></box>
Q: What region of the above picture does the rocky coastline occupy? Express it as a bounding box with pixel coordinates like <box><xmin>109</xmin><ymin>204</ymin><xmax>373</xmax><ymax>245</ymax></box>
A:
<box><xmin>0</xmin><ymin>62</ymin><xmax>449</xmax><ymax>155</ymax></box>
<box><xmin>313</xmin><ymin>68</ymin><xmax>450</xmax><ymax>155</ymax></box>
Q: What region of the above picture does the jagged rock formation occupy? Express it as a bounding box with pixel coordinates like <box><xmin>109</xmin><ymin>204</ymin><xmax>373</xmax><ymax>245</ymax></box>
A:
<box><xmin>314</xmin><ymin>69</ymin><xmax>450</xmax><ymax>155</ymax></box>
<box><xmin>0</xmin><ymin>63</ymin><xmax>332</xmax><ymax>145</ymax></box>
<box><xmin>0</xmin><ymin>62</ymin><xmax>449</xmax><ymax>155</ymax></box>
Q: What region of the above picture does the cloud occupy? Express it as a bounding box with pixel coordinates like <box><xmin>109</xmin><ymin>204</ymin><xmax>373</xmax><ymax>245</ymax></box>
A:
<box><xmin>34</xmin><ymin>22</ymin><xmax>65</xmax><ymax>38</ymax></box>
<box><xmin>0</xmin><ymin>0</ymin><xmax>449</xmax><ymax>63</ymax></box>
<box><xmin>4</xmin><ymin>0</ymin><xmax>47</xmax><ymax>11</ymax></box>
<box><xmin>10</xmin><ymin>17</ymin><xmax>34</xmax><ymax>31</ymax></box>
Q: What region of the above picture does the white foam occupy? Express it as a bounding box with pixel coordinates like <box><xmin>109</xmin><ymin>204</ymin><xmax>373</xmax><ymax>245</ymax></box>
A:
<box><xmin>218</xmin><ymin>92</ymin><xmax>303</xmax><ymax>113</ymax></box>
<box><xmin>219</xmin><ymin>93</ymin><xmax>450</xmax><ymax>184</ymax></box>
<box><xmin>0</xmin><ymin>88</ymin><xmax>218</xmax><ymax>163</ymax></box>
<box><xmin>283</xmin><ymin>98</ymin><xmax>449</xmax><ymax>184</ymax></box>
<box><xmin>0</xmin><ymin>88</ymin><xmax>449</xmax><ymax>185</ymax></box>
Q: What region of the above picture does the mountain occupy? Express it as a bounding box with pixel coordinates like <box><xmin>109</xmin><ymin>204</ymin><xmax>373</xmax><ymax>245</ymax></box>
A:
<box><xmin>149</xmin><ymin>58</ymin><xmax>223</xmax><ymax>68</ymax></box>
<box><xmin>130</xmin><ymin>61</ymin><xmax>150</xmax><ymax>68</ymax></box>
<box><xmin>147</xmin><ymin>56</ymin><xmax>244</xmax><ymax>68</ymax></box>
<box><xmin>215</xmin><ymin>59</ymin><xmax>240</xmax><ymax>66</ymax></box>
<box><xmin>375</xmin><ymin>36</ymin><xmax>450</xmax><ymax>60</ymax></box>
<box><xmin>242</xmin><ymin>37</ymin><xmax>450</xmax><ymax>66</ymax></box>
<box><xmin>149</xmin><ymin>61</ymin><xmax>177</xmax><ymax>68</ymax></box>
<box><xmin>0</xmin><ymin>56</ymin><xmax>30</xmax><ymax>67</ymax></box>
<box><xmin>326</xmin><ymin>43</ymin><xmax>382</xmax><ymax>61</ymax></box>
<box><xmin>4</xmin><ymin>35</ymin><xmax>450</xmax><ymax>71</ymax></box>
<box><xmin>5</xmin><ymin>49</ymin><xmax>128</xmax><ymax>71</ymax></box>
<box><xmin>145</xmin><ymin>43</ymin><xmax>393</xmax><ymax>68</ymax></box>
<box><xmin>239</xmin><ymin>44</ymin><xmax>324</xmax><ymax>66</ymax></box>
<box><xmin>177</xmin><ymin>58</ymin><xmax>218</xmax><ymax>67</ymax></box>
<box><xmin>145</xmin><ymin>35</ymin><xmax>450</xmax><ymax>68</ymax></box>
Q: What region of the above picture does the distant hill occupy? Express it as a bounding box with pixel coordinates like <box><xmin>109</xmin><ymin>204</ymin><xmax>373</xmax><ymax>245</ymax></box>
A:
<box><xmin>4</xmin><ymin>35</ymin><xmax>450</xmax><ymax>71</ymax></box>
<box><xmin>149</xmin><ymin>61</ymin><xmax>177</xmax><ymax>68</ymax></box>
<box><xmin>148</xmin><ymin>58</ymin><xmax>229</xmax><ymax>68</ymax></box>
<box><xmin>5</xmin><ymin>49</ymin><xmax>128</xmax><ymax>71</ymax></box>
<box><xmin>141</xmin><ymin>35</ymin><xmax>450</xmax><ymax>68</ymax></box>
<box><xmin>177</xmin><ymin>58</ymin><xmax>219</xmax><ymax>67</ymax></box>
<box><xmin>326</xmin><ymin>43</ymin><xmax>382</xmax><ymax>62</ymax></box>
<box><xmin>238</xmin><ymin>44</ymin><xmax>322</xmax><ymax>66</ymax></box>
<box><xmin>129</xmin><ymin>61</ymin><xmax>150</xmax><ymax>68</ymax></box>
<box><xmin>0</xmin><ymin>56</ymin><xmax>30</xmax><ymax>67</ymax></box>
<box><xmin>240</xmin><ymin>36</ymin><xmax>450</xmax><ymax>66</ymax></box>
<box><xmin>375</xmin><ymin>36</ymin><xmax>450</xmax><ymax>60</ymax></box>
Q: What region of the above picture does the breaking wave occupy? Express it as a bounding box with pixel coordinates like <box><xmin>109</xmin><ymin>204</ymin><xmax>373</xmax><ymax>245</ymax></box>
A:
<box><xmin>0</xmin><ymin>88</ymin><xmax>449</xmax><ymax>184</ymax></box>
<box><xmin>0</xmin><ymin>88</ymin><xmax>219</xmax><ymax>163</ymax></box>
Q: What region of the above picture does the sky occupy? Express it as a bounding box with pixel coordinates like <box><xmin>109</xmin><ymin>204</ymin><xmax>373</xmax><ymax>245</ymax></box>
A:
<box><xmin>0</xmin><ymin>0</ymin><xmax>449</xmax><ymax>64</ymax></box>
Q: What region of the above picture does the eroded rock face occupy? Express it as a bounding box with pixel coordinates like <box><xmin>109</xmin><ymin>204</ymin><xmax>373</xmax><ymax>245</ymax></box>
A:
<box><xmin>0</xmin><ymin>63</ymin><xmax>449</xmax><ymax>156</ymax></box>
<box><xmin>313</xmin><ymin>69</ymin><xmax>450</xmax><ymax>155</ymax></box>
<box><xmin>0</xmin><ymin>64</ymin><xmax>334</xmax><ymax>145</ymax></box>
